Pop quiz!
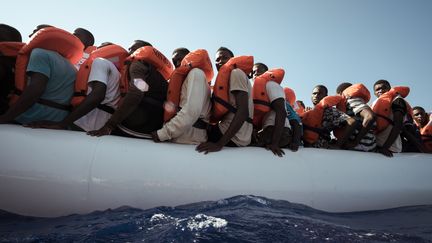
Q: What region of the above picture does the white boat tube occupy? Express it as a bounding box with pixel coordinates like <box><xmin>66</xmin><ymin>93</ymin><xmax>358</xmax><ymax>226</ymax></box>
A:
<box><xmin>0</xmin><ymin>124</ymin><xmax>431</xmax><ymax>217</ymax></box>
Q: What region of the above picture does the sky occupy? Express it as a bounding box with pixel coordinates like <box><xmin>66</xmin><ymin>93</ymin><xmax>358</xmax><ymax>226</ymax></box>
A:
<box><xmin>2</xmin><ymin>0</ymin><xmax>431</xmax><ymax>111</ymax></box>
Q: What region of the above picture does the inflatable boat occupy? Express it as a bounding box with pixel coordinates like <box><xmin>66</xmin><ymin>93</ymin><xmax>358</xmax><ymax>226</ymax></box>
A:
<box><xmin>0</xmin><ymin>124</ymin><xmax>431</xmax><ymax>217</ymax></box>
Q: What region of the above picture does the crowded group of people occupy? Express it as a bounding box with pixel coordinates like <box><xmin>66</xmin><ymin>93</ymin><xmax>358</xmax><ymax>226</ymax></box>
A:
<box><xmin>0</xmin><ymin>23</ymin><xmax>431</xmax><ymax>157</ymax></box>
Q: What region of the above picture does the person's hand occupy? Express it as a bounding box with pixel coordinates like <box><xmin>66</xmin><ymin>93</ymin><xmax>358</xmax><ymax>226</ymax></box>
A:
<box><xmin>288</xmin><ymin>142</ymin><xmax>299</xmax><ymax>152</ymax></box>
<box><xmin>265</xmin><ymin>144</ymin><xmax>285</xmax><ymax>157</ymax></box>
<box><xmin>377</xmin><ymin>146</ymin><xmax>393</xmax><ymax>157</ymax></box>
<box><xmin>305</xmin><ymin>107</ymin><xmax>313</xmax><ymax>112</ymax></box>
<box><xmin>25</xmin><ymin>120</ymin><xmax>67</xmax><ymax>130</ymax></box>
<box><xmin>196</xmin><ymin>142</ymin><xmax>223</xmax><ymax>154</ymax></box>
<box><xmin>151</xmin><ymin>131</ymin><xmax>161</xmax><ymax>143</ymax></box>
<box><xmin>87</xmin><ymin>125</ymin><xmax>112</xmax><ymax>137</ymax></box>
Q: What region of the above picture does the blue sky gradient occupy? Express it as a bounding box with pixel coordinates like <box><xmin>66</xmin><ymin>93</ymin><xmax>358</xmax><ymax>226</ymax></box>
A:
<box><xmin>3</xmin><ymin>0</ymin><xmax>431</xmax><ymax>110</ymax></box>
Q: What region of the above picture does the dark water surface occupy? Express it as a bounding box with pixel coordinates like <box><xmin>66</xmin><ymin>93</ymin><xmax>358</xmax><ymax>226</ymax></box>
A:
<box><xmin>1</xmin><ymin>195</ymin><xmax>431</xmax><ymax>242</ymax></box>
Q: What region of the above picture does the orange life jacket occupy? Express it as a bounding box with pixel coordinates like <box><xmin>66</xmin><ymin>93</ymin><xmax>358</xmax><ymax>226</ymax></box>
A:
<box><xmin>372</xmin><ymin>86</ymin><xmax>412</xmax><ymax>134</ymax></box>
<box><xmin>71</xmin><ymin>44</ymin><xmax>128</xmax><ymax>107</ymax></box>
<box><xmin>211</xmin><ymin>55</ymin><xmax>254</xmax><ymax>122</ymax></box>
<box><xmin>120</xmin><ymin>46</ymin><xmax>174</xmax><ymax>96</ymax></box>
<box><xmin>252</xmin><ymin>68</ymin><xmax>285</xmax><ymax>128</ymax></box>
<box><xmin>84</xmin><ymin>46</ymin><xmax>97</xmax><ymax>54</ymax></box>
<box><xmin>301</xmin><ymin>95</ymin><xmax>343</xmax><ymax>144</ymax></box>
<box><xmin>283</xmin><ymin>87</ymin><xmax>296</xmax><ymax>107</ymax></box>
<box><xmin>336</xmin><ymin>83</ymin><xmax>371</xmax><ymax>113</ymax></box>
<box><xmin>419</xmin><ymin>115</ymin><xmax>432</xmax><ymax>153</ymax></box>
<box><xmin>164</xmin><ymin>49</ymin><xmax>213</xmax><ymax>122</ymax></box>
<box><xmin>0</xmin><ymin>42</ymin><xmax>25</xmax><ymax>57</ymax></box>
<box><xmin>75</xmin><ymin>46</ymin><xmax>97</xmax><ymax>68</ymax></box>
<box><xmin>11</xmin><ymin>27</ymin><xmax>83</xmax><ymax>105</ymax></box>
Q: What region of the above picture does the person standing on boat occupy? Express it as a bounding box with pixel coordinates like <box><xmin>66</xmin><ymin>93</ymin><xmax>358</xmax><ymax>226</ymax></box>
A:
<box><xmin>196</xmin><ymin>47</ymin><xmax>254</xmax><ymax>154</ymax></box>
<box><xmin>87</xmin><ymin>41</ymin><xmax>171</xmax><ymax>138</ymax></box>
<box><xmin>151</xmin><ymin>48</ymin><xmax>213</xmax><ymax>145</ymax></box>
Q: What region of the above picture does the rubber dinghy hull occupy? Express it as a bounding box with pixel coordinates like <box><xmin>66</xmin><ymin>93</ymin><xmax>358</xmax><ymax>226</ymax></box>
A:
<box><xmin>0</xmin><ymin>124</ymin><xmax>431</xmax><ymax>217</ymax></box>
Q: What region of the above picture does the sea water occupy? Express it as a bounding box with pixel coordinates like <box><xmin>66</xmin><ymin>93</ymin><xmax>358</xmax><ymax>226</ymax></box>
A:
<box><xmin>0</xmin><ymin>195</ymin><xmax>431</xmax><ymax>242</ymax></box>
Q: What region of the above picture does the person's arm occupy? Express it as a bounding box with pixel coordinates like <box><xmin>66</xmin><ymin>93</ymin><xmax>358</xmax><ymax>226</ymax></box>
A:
<box><xmin>349</xmin><ymin>107</ymin><xmax>375</xmax><ymax>148</ymax></box>
<box><xmin>335</xmin><ymin>116</ymin><xmax>357</xmax><ymax>149</ymax></box>
<box><xmin>377</xmin><ymin>110</ymin><xmax>403</xmax><ymax>157</ymax></box>
<box><xmin>196</xmin><ymin>90</ymin><xmax>249</xmax><ymax>153</ymax></box>
<box><xmin>154</xmin><ymin>69</ymin><xmax>208</xmax><ymax>142</ymax></box>
<box><xmin>267</xmin><ymin>98</ymin><xmax>286</xmax><ymax>157</ymax></box>
<box><xmin>28</xmin><ymin>81</ymin><xmax>107</xmax><ymax>129</ymax></box>
<box><xmin>289</xmin><ymin>119</ymin><xmax>302</xmax><ymax>152</ymax></box>
<box><xmin>87</xmin><ymin>61</ymin><xmax>148</xmax><ymax>136</ymax></box>
<box><xmin>0</xmin><ymin>72</ymin><xmax>47</xmax><ymax>123</ymax></box>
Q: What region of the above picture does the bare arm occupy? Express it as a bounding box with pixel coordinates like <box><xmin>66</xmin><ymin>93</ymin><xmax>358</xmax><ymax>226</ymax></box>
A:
<box><xmin>378</xmin><ymin>110</ymin><xmax>403</xmax><ymax>157</ymax></box>
<box><xmin>289</xmin><ymin>119</ymin><xmax>302</xmax><ymax>152</ymax></box>
<box><xmin>350</xmin><ymin>107</ymin><xmax>375</xmax><ymax>147</ymax></box>
<box><xmin>196</xmin><ymin>90</ymin><xmax>249</xmax><ymax>153</ymax></box>
<box><xmin>87</xmin><ymin>61</ymin><xmax>148</xmax><ymax>136</ymax></box>
<box><xmin>216</xmin><ymin>90</ymin><xmax>249</xmax><ymax>146</ymax></box>
<box><xmin>0</xmin><ymin>72</ymin><xmax>47</xmax><ymax>123</ymax></box>
<box><xmin>267</xmin><ymin>98</ymin><xmax>286</xmax><ymax>157</ymax></box>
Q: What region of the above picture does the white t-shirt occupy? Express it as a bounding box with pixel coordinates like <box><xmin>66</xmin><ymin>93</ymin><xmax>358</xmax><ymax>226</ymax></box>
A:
<box><xmin>262</xmin><ymin>81</ymin><xmax>290</xmax><ymax>129</ymax></box>
<box><xmin>74</xmin><ymin>57</ymin><xmax>121</xmax><ymax>131</ymax></box>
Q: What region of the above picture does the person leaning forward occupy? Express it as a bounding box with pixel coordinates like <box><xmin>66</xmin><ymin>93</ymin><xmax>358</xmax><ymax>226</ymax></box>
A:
<box><xmin>87</xmin><ymin>41</ymin><xmax>169</xmax><ymax>138</ymax></box>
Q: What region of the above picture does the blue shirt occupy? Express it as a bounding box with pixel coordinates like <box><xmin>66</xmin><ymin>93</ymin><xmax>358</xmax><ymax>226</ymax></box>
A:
<box><xmin>15</xmin><ymin>48</ymin><xmax>76</xmax><ymax>124</ymax></box>
<box><xmin>285</xmin><ymin>102</ymin><xmax>301</xmax><ymax>123</ymax></box>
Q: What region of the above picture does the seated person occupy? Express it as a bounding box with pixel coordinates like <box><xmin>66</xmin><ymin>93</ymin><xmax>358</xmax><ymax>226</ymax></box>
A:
<box><xmin>88</xmin><ymin>41</ymin><xmax>169</xmax><ymax>138</ymax></box>
<box><xmin>283</xmin><ymin>87</ymin><xmax>303</xmax><ymax>151</ymax></box>
<box><xmin>372</xmin><ymin>79</ymin><xmax>423</xmax><ymax>156</ymax></box>
<box><xmin>302</xmin><ymin>85</ymin><xmax>356</xmax><ymax>149</ymax></box>
<box><xmin>196</xmin><ymin>47</ymin><xmax>253</xmax><ymax>154</ymax></box>
<box><xmin>152</xmin><ymin>48</ymin><xmax>213</xmax><ymax>145</ymax></box>
<box><xmin>171</xmin><ymin>47</ymin><xmax>190</xmax><ymax>68</ymax></box>
<box><xmin>0</xmin><ymin>47</ymin><xmax>76</xmax><ymax>125</ymax></box>
<box><xmin>413</xmin><ymin>106</ymin><xmax>431</xmax><ymax>153</ymax></box>
<box><xmin>336</xmin><ymin>82</ymin><xmax>376</xmax><ymax>152</ymax></box>
<box><xmin>28</xmin><ymin>51</ymin><xmax>122</xmax><ymax>131</ymax></box>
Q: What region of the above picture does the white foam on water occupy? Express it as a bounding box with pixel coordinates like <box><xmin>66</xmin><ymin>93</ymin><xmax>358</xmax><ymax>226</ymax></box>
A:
<box><xmin>150</xmin><ymin>213</ymin><xmax>176</xmax><ymax>223</ymax></box>
<box><xmin>186</xmin><ymin>214</ymin><xmax>228</xmax><ymax>231</ymax></box>
<box><xmin>246</xmin><ymin>195</ymin><xmax>270</xmax><ymax>205</ymax></box>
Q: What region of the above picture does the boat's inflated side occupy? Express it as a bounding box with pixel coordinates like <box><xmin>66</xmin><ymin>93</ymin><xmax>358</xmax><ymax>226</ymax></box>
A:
<box><xmin>0</xmin><ymin>124</ymin><xmax>431</xmax><ymax>217</ymax></box>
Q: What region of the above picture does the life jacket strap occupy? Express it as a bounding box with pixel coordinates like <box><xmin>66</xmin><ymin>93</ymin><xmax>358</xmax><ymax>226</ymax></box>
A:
<box><xmin>37</xmin><ymin>98</ymin><xmax>72</xmax><ymax>112</ymax></box>
<box><xmin>97</xmin><ymin>104</ymin><xmax>115</xmax><ymax>114</ymax></box>
<box><xmin>253</xmin><ymin>99</ymin><xmax>271</xmax><ymax>107</ymax></box>
<box><xmin>212</xmin><ymin>95</ymin><xmax>253</xmax><ymax>124</ymax></box>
